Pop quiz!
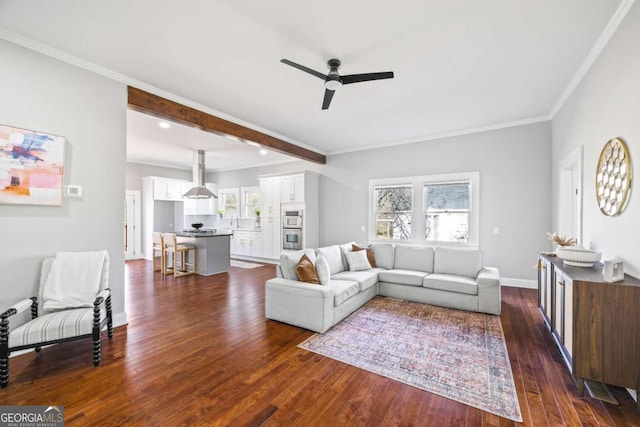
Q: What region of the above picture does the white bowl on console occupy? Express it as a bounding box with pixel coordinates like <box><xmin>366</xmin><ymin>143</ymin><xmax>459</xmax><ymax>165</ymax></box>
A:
<box><xmin>556</xmin><ymin>246</ymin><xmax>601</xmax><ymax>267</ymax></box>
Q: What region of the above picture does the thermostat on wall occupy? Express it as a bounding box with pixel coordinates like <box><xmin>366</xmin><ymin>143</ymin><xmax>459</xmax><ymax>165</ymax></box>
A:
<box><xmin>603</xmin><ymin>258</ymin><xmax>624</xmax><ymax>282</ymax></box>
<box><xmin>64</xmin><ymin>185</ymin><xmax>83</xmax><ymax>198</ymax></box>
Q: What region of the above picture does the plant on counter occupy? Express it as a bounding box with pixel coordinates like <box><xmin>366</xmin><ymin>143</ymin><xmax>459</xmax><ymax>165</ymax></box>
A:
<box><xmin>217</xmin><ymin>208</ymin><xmax>225</xmax><ymax>218</ymax></box>
<box><xmin>255</xmin><ymin>209</ymin><xmax>261</xmax><ymax>217</ymax></box>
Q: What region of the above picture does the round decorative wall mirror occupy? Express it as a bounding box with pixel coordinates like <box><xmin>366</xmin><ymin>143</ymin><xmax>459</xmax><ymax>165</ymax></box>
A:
<box><xmin>595</xmin><ymin>137</ymin><xmax>632</xmax><ymax>216</ymax></box>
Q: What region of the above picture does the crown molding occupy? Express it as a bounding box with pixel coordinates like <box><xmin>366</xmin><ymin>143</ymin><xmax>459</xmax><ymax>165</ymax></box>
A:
<box><xmin>549</xmin><ymin>0</ymin><xmax>636</xmax><ymax>118</ymax></box>
<box><xmin>327</xmin><ymin>115</ymin><xmax>550</xmax><ymax>155</ymax></box>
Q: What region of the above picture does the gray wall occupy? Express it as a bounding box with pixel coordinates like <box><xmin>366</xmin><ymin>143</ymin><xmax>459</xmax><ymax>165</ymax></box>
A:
<box><xmin>552</xmin><ymin>1</ymin><xmax>640</xmax><ymax>278</ymax></box>
<box><xmin>0</xmin><ymin>39</ymin><xmax>127</xmax><ymax>323</ymax></box>
<box><xmin>126</xmin><ymin>161</ymin><xmax>191</xmax><ymax>191</ymax></box>
<box><xmin>211</xmin><ymin>122</ymin><xmax>552</xmax><ymax>281</ymax></box>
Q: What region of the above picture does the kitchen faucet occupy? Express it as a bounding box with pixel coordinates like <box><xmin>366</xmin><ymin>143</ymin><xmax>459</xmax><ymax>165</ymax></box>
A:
<box><xmin>231</xmin><ymin>216</ymin><xmax>238</xmax><ymax>228</ymax></box>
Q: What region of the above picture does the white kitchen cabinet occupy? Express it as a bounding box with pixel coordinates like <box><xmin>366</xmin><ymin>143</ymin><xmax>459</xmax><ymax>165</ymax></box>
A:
<box><xmin>231</xmin><ymin>230</ymin><xmax>262</xmax><ymax>257</ymax></box>
<box><xmin>281</xmin><ymin>174</ymin><xmax>304</xmax><ymax>203</ymax></box>
<box><xmin>260</xmin><ymin>177</ymin><xmax>281</xmax><ymax>216</ymax></box>
<box><xmin>153</xmin><ymin>178</ymin><xmax>185</xmax><ymax>201</ymax></box>
<box><xmin>261</xmin><ymin>216</ymin><xmax>280</xmax><ymax>259</ymax></box>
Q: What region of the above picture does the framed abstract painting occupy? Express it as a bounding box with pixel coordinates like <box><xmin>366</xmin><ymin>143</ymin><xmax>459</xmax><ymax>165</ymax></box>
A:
<box><xmin>0</xmin><ymin>124</ymin><xmax>65</xmax><ymax>206</ymax></box>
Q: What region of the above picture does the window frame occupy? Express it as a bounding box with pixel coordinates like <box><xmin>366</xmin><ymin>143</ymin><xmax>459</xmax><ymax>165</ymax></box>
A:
<box><xmin>368</xmin><ymin>171</ymin><xmax>479</xmax><ymax>247</ymax></box>
<box><xmin>372</xmin><ymin>183</ymin><xmax>414</xmax><ymax>241</ymax></box>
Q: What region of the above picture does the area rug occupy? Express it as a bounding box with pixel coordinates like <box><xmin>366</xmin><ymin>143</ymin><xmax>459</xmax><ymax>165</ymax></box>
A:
<box><xmin>298</xmin><ymin>296</ymin><xmax>522</xmax><ymax>422</ymax></box>
<box><xmin>230</xmin><ymin>260</ymin><xmax>264</xmax><ymax>269</ymax></box>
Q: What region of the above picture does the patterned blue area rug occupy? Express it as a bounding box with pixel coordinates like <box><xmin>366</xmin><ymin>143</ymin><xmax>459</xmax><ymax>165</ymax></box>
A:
<box><xmin>299</xmin><ymin>296</ymin><xmax>522</xmax><ymax>422</ymax></box>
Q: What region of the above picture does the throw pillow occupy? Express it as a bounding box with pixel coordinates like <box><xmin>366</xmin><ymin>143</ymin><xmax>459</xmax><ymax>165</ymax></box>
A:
<box><xmin>296</xmin><ymin>254</ymin><xmax>320</xmax><ymax>284</ymax></box>
<box><xmin>315</xmin><ymin>255</ymin><xmax>330</xmax><ymax>285</ymax></box>
<box><xmin>352</xmin><ymin>244</ymin><xmax>377</xmax><ymax>268</ymax></box>
<box><xmin>345</xmin><ymin>250</ymin><xmax>372</xmax><ymax>271</ymax></box>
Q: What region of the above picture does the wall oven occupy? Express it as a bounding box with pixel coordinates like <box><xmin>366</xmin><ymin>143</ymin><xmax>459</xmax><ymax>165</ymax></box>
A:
<box><xmin>283</xmin><ymin>228</ymin><xmax>303</xmax><ymax>250</ymax></box>
<box><xmin>282</xmin><ymin>210</ymin><xmax>303</xmax><ymax>229</ymax></box>
<box><xmin>282</xmin><ymin>210</ymin><xmax>303</xmax><ymax>250</ymax></box>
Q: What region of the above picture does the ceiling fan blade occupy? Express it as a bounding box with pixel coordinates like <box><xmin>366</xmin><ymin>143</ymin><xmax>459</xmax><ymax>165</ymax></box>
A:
<box><xmin>341</xmin><ymin>71</ymin><xmax>394</xmax><ymax>85</ymax></box>
<box><xmin>281</xmin><ymin>59</ymin><xmax>327</xmax><ymax>80</ymax></box>
<box><xmin>322</xmin><ymin>89</ymin><xmax>335</xmax><ymax>110</ymax></box>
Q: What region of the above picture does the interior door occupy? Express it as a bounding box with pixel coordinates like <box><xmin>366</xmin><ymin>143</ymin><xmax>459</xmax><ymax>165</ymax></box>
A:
<box><xmin>125</xmin><ymin>190</ymin><xmax>142</xmax><ymax>260</ymax></box>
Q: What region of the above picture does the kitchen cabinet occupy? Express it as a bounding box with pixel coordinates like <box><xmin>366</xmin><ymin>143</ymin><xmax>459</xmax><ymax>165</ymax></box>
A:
<box><xmin>152</xmin><ymin>178</ymin><xmax>186</xmax><ymax>201</ymax></box>
<box><xmin>260</xmin><ymin>177</ymin><xmax>281</xmax><ymax>216</ymax></box>
<box><xmin>259</xmin><ymin>171</ymin><xmax>319</xmax><ymax>259</ymax></box>
<box><xmin>231</xmin><ymin>230</ymin><xmax>262</xmax><ymax>257</ymax></box>
<box><xmin>184</xmin><ymin>183</ymin><xmax>218</xmax><ymax>215</ymax></box>
<box><xmin>281</xmin><ymin>174</ymin><xmax>304</xmax><ymax>203</ymax></box>
<box><xmin>538</xmin><ymin>254</ymin><xmax>640</xmax><ymax>408</ymax></box>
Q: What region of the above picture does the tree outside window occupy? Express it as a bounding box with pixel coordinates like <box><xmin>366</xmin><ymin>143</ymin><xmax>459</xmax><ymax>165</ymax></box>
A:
<box><xmin>375</xmin><ymin>185</ymin><xmax>412</xmax><ymax>240</ymax></box>
<box><xmin>424</xmin><ymin>181</ymin><xmax>470</xmax><ymax>242</ymax></box>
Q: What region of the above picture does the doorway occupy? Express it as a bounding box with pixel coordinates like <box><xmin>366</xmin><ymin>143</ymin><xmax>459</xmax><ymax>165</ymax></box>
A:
<box><xmin>558</xmin><ymin>146</ymin><xmax>583</xmax><ymax>245</ymax></box>
<box><xmin>125</xmin><ymin>190</ymin><xmax>142</xmax><ymax>260</ymax></box>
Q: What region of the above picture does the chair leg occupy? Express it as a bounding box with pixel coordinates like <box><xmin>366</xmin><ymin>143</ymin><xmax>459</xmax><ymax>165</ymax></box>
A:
<box><xmin>92</xmin><ymin>303</ymin><xmax>101</xmax><ymax>367</ymax></box>
<box><xmin>1</xmin><ymin>318</ymin><xmax>9</xmax><ymax>387</ymax></box>
<box><xmin>0</xmin><ymin>356</ymin><xmax>7</xmax><ymax>388</ymax></box>
<box><xmin>106</xmin><ymin>295</ymin><xmax>113</xmax><ymax>339</ymax></box>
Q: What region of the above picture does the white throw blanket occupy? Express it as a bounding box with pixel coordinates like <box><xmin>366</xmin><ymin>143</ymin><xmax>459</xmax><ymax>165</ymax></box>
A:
<box><xmin>42</xmin><ymin>250</ymin><xmax>108</xmax><ymax>311</ymax></box>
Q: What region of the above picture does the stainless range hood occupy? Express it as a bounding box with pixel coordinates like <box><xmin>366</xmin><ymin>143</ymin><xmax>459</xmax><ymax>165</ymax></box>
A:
<box><xmin>183</xmin><ymin>150</ymin><xmax>217</xmax><ymax>199</ymax></box>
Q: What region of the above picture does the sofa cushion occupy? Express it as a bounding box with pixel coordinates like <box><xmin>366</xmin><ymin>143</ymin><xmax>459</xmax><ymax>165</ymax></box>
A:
<box><xmin>280</xmin><ymin>249</ymin><xmax>317</xmax><ymax>280</ymax></box>
<box><xmin>352</xmin><ymin>244</ymin><xmax>377</xmax><ymax>268</ymax></box>
<box><xmin>339</xmin><ymin>242</ymin><xmax>356</xmax><ymax>271</ymax></box>
<box><xmin>345</xmin><ymin>250</ymin><xmax>372</xmax><ymax>271</ymax></box>
<box><xmin>328</xmin><ymin>280</ymin><xmax>360</xmax><ymax>307</ymax></box>
<box><xmin>423</xmin><ymin>273</ymin><xmax>478</xmax><ymax>295</ymax></box>
<box><xmin>434</xmin><ymin>247</ymin><xmax>483</xmax><ymax>278</ymax></box>
<box><xmin>315</xmin><ymin>256</ymin><xmax>330</xmax><ymax>285</ymax></box>
<box><xmin>370</xmin><ymin>243</ymin><xmax>394</xmax><ymax>270</ymax></box>
<box><xmin>316</xmin><ymin>245</ymin><xmax>344</xmax><ymax>275</ymax></box>
<box><xmin>332</xmin><ymin>269</ymin><xmax>381</xmax><ymax>292</ymax></box>
<box><xmin>393</xmin><ymin>245</ymin><xmax>434</xmax><ymax>273</ymax></box>
<box><xmin>377</xmin><ymin>269</ymin><xmax>428</xmax><ymax>287</ymax></box>
<box><xmin>296</xmin><ymin>254</ymin><xmax>319</xmax><ymax>284</ymax></box>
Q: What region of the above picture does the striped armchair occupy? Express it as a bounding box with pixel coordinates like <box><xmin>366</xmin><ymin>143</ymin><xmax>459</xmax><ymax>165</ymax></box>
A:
<box><xmin>0</xmin><ymin>251</ymin><xmax>113</xmax><ymax>388</ymax></box>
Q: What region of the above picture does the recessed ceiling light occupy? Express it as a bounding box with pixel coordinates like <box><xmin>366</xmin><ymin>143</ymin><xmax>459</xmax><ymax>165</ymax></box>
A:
<box><xmin>158</xmin><ymin>122</ymin><xmax>171</xmax><ymax>129</ymax></box>
<box><xmin>260</xmin><ymin>149</ymin><xmax>268</xmax><ymax>155</ymax></box>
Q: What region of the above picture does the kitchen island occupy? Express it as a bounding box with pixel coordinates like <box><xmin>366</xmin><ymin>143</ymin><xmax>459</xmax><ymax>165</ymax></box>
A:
<box><xmin>176</xmin><ymin>231</ymin><xmax>232</xmax><ymax>276</ymax></box>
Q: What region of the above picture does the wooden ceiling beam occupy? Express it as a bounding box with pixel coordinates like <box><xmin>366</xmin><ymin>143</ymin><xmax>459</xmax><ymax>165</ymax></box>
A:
<box><xmin>127</xmin><ymin>87</ymin><xmax>326</xmax><ymax>164</ymax></box>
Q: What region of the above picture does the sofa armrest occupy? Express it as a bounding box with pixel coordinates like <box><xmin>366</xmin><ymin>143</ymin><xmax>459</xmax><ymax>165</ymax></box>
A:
<box><xmin>476</xmin><ymin>267</ymin><xmax>501</xmax><ymax>315</ymax></box>
<box><xmin>265</xmin><ymin>278</ymin><xmax>335</xmax><ymax>333</ymax></box>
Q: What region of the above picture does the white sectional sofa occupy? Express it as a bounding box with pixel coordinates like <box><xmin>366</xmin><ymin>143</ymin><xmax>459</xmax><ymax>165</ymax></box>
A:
<box><xmin>265</xmin><ymin>243</ymin><xmax>501</xmax><ymax>333</ymax></box>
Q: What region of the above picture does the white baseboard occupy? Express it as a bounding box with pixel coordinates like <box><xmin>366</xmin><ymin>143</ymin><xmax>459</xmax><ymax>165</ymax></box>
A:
<box><xmin>501</xmin><ymin>278</ymin><xmax>537</xmax><ymax>289</ymax></box>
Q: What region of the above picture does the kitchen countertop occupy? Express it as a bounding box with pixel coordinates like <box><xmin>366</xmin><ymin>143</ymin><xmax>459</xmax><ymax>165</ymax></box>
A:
<box><xmin>176</xmin><ymin>231</ymin><xmax>234</xmax><ymax>238</ymax></box>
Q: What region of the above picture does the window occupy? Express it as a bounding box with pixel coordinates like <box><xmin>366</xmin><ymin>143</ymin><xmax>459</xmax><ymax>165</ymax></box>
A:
<box><xmin>369</xmin><ymin>172</ymin><xmax>479</xmax><ymax>246</ymax></box>
<box><xmin>241</xmin><ymin>186</ymin><xmax>260</xmax><ymax>219</ymax></box>
<box><xmin>374</xmin><ymin>184</ymin><xmax>412</xmax><ymax>240</ymax></box>
<box><xmin>424</xmin><ymin>181</ymin><xmax>470</xmax><ymax>242</ymax></box>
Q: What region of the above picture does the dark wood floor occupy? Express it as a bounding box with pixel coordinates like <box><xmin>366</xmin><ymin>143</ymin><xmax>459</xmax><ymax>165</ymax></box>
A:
<box><xmin>2</xmin><ymin>260</ymin><xmax>639</xmax><ymax>426</ymax></box>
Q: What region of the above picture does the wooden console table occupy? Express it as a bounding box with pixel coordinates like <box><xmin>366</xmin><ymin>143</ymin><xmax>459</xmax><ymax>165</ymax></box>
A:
<box><xmin>538</xmin><ymin>254</ymin><xmax>640</xmax><ymax>409</ymax></box>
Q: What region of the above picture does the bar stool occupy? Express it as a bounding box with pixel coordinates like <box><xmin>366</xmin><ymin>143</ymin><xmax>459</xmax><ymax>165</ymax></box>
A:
<box><xmin>161</xmin><ymin>233</ymin><xmax>197</xmax><ymax>277</ymax></box>
<box><xmin>152</xmin><ymin>232</ymin><xmax>164</xmax><ymax>272</ymax></box>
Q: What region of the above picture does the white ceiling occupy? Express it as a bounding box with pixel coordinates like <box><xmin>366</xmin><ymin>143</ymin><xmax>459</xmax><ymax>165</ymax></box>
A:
<box><xmin>0</xmin><ymin>0</ymin><xmax>626</xmax><ymax>169</ymax></box>
<box><xmin>126</xmin><ymin>110</ymin><xmax>296</xmax><ymax>171</ymax></box>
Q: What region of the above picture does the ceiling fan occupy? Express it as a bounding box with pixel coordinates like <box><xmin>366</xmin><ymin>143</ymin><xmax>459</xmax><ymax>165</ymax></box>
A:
<box><xmin>280</xmin><ymin>58</ymin><xmax>394</xmax><ymax>110</ymax></box>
